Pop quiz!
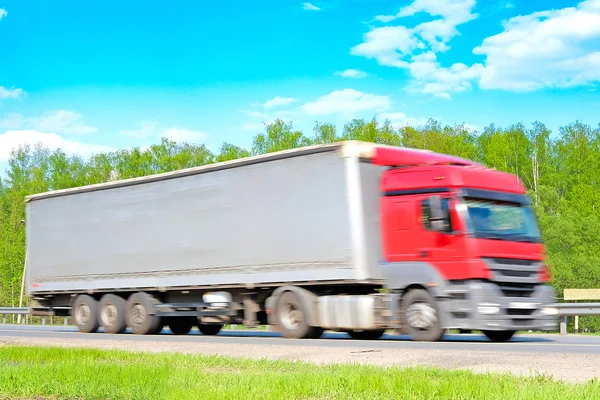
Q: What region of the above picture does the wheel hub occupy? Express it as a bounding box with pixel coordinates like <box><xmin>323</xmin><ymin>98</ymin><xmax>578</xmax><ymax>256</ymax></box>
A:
<box><xmin>281</xmin><ymin>303</ymin><xmax>302</xmax><ymax>330</ymax></box>
<box><xmin>101</xmin><ymin>303</ymin><xmax>118</xmax><ymax>326</ymax></box>
<box><xmin>76</xmin><ymin>303</ymin><xmax>90</xmax><ymax>325</ymax></box>
<box><xmin>131</xmin><ymin>304</ymin><xmax>146</xmax><ymax>325</ymax></box>
<box><xmin>406</xmin><ymin>302</ymin><xmax>438</xmax><ymax>330</ymax></box>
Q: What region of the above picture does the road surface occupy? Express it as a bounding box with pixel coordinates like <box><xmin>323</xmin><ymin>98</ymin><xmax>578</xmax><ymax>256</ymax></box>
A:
<box><xmin>1</xmin><ymin>325</ymin><xmax>599</xmax><ymax>382</ymax></box>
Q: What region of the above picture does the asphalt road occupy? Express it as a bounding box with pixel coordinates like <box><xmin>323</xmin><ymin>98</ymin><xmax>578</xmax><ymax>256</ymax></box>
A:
<box><xmin>1</xmin><ymin>324</ymin><xmax>599</xmax><ymax>353</ymax></box>
<box><xmin>2</xmin><ymin>325</ymin><xmax>600</xmax><ymax>382</ymax></box>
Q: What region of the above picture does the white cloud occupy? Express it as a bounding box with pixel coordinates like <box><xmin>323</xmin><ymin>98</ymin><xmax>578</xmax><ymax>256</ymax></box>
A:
<box><xmin>262</xmin><ymin>96</ymin><xmax>297</xmax><ymax>108</ymax></box>
<box><xmin>36</xmin><ymin>110</ymin><xmax>98</xmax><ymax>135</ymax></box>
<box><xmin>0</xmin><ymin>8</ymin><xmax>6</xmax><ymax>20</ymax></box>
<box><xmin>355</xmin><ymin>0</ymin><xmax>600</xmax><ymax>97</ymax></box>
<box><xmin>0</xmin><ymin>110</ymin><xmax>98</xmax><ymax>135</ymax></box>
<box><xmin>303</xmin><ymin>2</ymin><xmax>320</xmax><ymax>11</ymax></box>
<box><xmin>0</xmin><ymin>130</ymin><xmax>114</xmax><ymax>162</ymax></box>
<box><xmin>373</xmin><ymin>0</ymin><xmax>478</xmax><ymax>47</ymax></box>
<box><xmin>162</xmin><ymin>128</ymin><xmax>208</xmax><ymax>143</ymax></box>
<box><xmin>299</xmin><ymin>89</ymin><xmax>392</xmax><ymax>115</ymax></box>
<box><xmin>473</xmin><ymin>0</ymin><xmax>600</xmax><ymax>91</ymax></box>
<box><xmin>378</xmin><ymin>112</ymin><xmax>428</xmax><ymax>129</ymax></box>
<box><xmin>120</xmin><ymin>121</ymin><xmax>158</xmax><ymax>139</ymax></box>
<box><xmin>336</xmin><ymin>69</ymin><xmax>368</xmax><ymax>79</ymax></box>
<box><xmin>505</xmin><ymin>2</ymin><xmax>515</xmax><ymax>8</ymax></box>
<box><xmin>120</xmin><ymin>122</ymin><xmax>207</xmax><ymax>143</ymax></box>
<box><xmin>0</xmin><ymin>86</ymin><xmax>23</xmax><ymax>99</ymax></box>
<box><xmin>351</xmin><ymin>0</ymin><xmax>480</xmax><ymax>98</ymax></box>
<box><xmin>351</xmin><ymin>26</ymin><xmax>416</xmax><ymax>68</ymax></box>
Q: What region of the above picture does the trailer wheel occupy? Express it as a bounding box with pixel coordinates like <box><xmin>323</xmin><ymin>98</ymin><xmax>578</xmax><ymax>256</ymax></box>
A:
<box><xmin>198</xmin><ymin>323</ymin><xmax>223</xmax><ymax>336</ymax></box>
<box><xmin>347</xmin><ymin>329</ymin><xmax>386</xmax><ymax>340</ymax></box>
<box><xmin>126</xmin><ymin>292</ymin><xmax>163</xmax><ymax>335</ymax></box>
<box><xmin>168</xmin><ymin>318</ymin><xmax>194</xmax><ymax>335</ymax></box>
<box><xmin>275</xmin><ymin>291</ymin><xmax>321</xmax><ymax>339</ymax></box>
<box><xmin>72</xmin><ymin>295</ymin><xmax>99</xmax><ymax>333</ymax></box>
<box><xmin>98</xmin><ymin>294</ymin><xmax>127</xmax><ymax>334</ymax></box>
<box><xmin>400</xmin><ymin>289</ymin><xmax>445</xmax><ymax>342</ymax></box>
<box><xmin>482</xmin><ymin>330</ymin><xmax>515</xmax><ymax>342</ymax></box>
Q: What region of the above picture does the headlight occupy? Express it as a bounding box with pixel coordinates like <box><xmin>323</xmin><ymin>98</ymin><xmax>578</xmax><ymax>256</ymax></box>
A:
<box><xmin>477</xmin><ymin>303</ymin><xmax>500</xmax><ymax>314</ymax></box>
<box><xmin>541</xmin><ymin>307</ymin><xmax>558</xmax><ymax>316</ymax></box>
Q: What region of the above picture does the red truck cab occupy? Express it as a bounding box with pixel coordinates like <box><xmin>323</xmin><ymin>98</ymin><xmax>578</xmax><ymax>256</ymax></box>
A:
<box><xmin>371</xmin><ymin>145</ymin><xmax>557</xmax><ymax>341</ymax></box>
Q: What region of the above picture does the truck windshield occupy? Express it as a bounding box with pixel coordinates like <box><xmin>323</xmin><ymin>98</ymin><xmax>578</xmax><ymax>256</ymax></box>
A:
<box><xmin>465</xmin><ymin>199</ymin><xmax>541</xmax><ymax>243</ymax></box>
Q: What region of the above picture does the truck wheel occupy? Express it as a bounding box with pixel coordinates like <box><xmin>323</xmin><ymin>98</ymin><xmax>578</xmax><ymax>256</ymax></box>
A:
<box><xmin>198</xmin><ymin>323</ymin><xmax>223</xmax><ymax>335</ymax></box>
<box><xmin>98</xmin><ymin>294</ymin><xmax>127</xmax><ymax>334</ymax></box>
<box><xmin>168</xmin><ymin>318</ymin><xmax>194</xmax><ymax>335</ymax></box>
<box><xmin>126</xmin><ymin>292</ymin><xmax>163</xmax><ymax>335</ymax></box>
<box><xmin>347</xmin><ymin>329</ymin><xmax>386</xmax><ymax>340</ymax></box>
<box><xmin>483</xmin><ymin>330</ymin><xmax>515</xmax><ymax>342</ymax></box>
<box><xmin>400</xmin><ymin>289</ymin><xmax>445</xmax><ymax>342</ymax></box>
<box><xmin>275</xmin><ymin>291</ymin><xmax>321</xmax><ymax>339</ymax></box>
<box><xmin>72</xmin><ymin>295</ymin><xmax>99</xmax><ymax>333</ymax></box>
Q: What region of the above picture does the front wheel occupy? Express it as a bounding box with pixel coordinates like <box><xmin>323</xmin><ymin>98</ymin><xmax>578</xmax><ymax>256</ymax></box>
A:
<box><xmin>483</xmin><ymin>330</ymin><xmax>515</xmax><ymax>342</ymax></box>
<box><xmin>400</xmin><ymin>289</ymin><xmax>445</xmax><ymax>342</ymax></box>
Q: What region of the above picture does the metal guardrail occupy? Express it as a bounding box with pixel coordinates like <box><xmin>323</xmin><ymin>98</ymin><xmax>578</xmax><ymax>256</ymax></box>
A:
<box><xmin>0</xmin><ymin>307</ymin><xmax>69</xmax><ymax>326</ymax></box>
<box><xmin>0</xmin><ymin>307</ymin><xmax>29</xmax><ymax>314</ymax></box>
<box><xmin>1</xmin><ymin>304</ymin><xmax>599</xmax><ymax>335</ymax></box>
<box><xmin>553</xmin><ymin>302</ymin><xmax>600</xmax><ymax>335</ymax></box>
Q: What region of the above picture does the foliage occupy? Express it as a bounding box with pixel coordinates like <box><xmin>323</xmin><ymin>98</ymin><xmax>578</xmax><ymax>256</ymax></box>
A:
<box><xmin>1</xmin><ymin>117</ymin><xmax>600</xmax><ymax>329</ymax></box>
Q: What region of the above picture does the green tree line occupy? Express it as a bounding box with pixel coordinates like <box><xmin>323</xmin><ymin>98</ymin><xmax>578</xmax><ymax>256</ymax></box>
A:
<box><xmin>1</xmin><ymin>117</ymin><xmax>600</xmax><ymax>330</ymax></box>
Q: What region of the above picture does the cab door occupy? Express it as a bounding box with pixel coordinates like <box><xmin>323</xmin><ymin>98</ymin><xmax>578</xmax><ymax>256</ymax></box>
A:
<box><xmin>418</xmin><ymin>195</ymin><xmax>469</xmax><ymax>280</ymax></box>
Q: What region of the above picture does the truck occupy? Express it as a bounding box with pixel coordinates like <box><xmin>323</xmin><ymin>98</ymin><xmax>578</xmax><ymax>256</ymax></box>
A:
<box><xmin>25</xmin><ymin>140</ymin><xmax>559</xmax><ymax>342</ymax></box>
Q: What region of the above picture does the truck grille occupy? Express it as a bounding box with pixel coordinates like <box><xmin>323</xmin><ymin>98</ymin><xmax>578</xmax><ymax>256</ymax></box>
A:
<box><xmin>498</xmin><ymin>283</ymin><xmax>536</xmax><ymax>298</ymax></box>
<box><xmin>483</xmin><ymin>258</ymin><xmax>541</xmax><ymax>286</ymax></box>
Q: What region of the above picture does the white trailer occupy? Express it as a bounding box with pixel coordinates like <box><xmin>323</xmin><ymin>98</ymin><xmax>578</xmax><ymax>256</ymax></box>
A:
<box><xmin>26</xmin><ymin>141</ymin><xmax>393</xmax><ymax>338</ymax></box>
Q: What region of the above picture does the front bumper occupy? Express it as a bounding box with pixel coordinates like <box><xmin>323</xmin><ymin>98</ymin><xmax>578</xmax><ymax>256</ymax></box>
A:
<box><xmin>441</xmin><ymin>281</ymin><xmax>559</xmax><ymax>331</ymax></box>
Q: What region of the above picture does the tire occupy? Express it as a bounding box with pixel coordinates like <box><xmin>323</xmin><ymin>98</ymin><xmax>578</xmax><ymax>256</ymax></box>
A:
<box><xmin>306</xmin><ymin>327</ymin><xmax>324</xmax><ymax>339</ymax></box>
<box><xmin>71</xmin><ymin>294</ymin><xmax>99</xmax><ymax>333</ymax></box>
<box><xmin>275</xmin><ymin>291</ymin><xmax>322</xmax><ymax>339</ymax></box>
<box><xmin>98</xmin><ymin>294</ymin><xmax>127</xmax><ymax>334</ymax></box>
<box><xmin>126</xmin><ymin>292</ymin><xmax>163</xmax><ymax>335</ymax></box>
<box><xmin>168</xmin><ymin>318</ymin><xmax>194</xmax><ymax>335</ymax></box>
<box><xmin>483</xmin><ymin>330</ymin><xmax>516</xmax><ymax>342</ymax></box>
<box><xmin>198</xmin><ymin>323</ymin><xmax>223</xmax><ymax>336</ymax></box>
<box><xmin>347</xmin><ymin>329</ymin><xmax>386</xmax><ymax>340</ymax></box>
<box><xmin>400</xmin><ymin>289</ymin><xmax>445</xmax><ymax>342</ymax></box>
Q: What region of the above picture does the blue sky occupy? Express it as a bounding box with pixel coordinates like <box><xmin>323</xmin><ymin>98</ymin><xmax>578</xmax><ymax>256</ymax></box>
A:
<box><xmin>1</xmin><ymin>0</ymin><xmax>600</xmax><ymax>170</ymax></box>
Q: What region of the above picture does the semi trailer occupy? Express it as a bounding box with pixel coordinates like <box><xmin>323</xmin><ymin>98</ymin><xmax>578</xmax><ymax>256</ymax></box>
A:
<box><xmin>25</xmin><ymin>140</ymin><xmax>558</xmax><ymax>342</ymax></box>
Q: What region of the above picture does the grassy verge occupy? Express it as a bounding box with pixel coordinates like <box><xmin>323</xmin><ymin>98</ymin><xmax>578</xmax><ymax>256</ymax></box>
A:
<box><xmin>0</xmin><ymin>346</ymin><xmax>599</xmax><ymax>399</ymax></box>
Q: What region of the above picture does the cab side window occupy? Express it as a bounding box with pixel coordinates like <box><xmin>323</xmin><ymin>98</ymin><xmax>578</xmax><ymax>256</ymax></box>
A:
<box><xmin>421</xmin><ymin>198</ymin><xmax>453</xmax><ymax>233</ymax></box>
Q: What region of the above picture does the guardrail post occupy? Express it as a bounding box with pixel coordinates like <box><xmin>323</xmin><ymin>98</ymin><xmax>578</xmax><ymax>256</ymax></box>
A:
<box><xmin>2</xmin><ymin>315</ymin><xmax>5</xmax><ymax>325</ymax></box>
<box><xmin>42</xmin><ymin>317</ymin><xmax>46</xmax><ymax>326</ymax></box>
<box><xmin>560</xmin><ymin>315</ymin><xmax>568</xmax><ymax>335</ymax></box>
<box><xmin>64</xmin><ymin>317</ymin><xmax>68</xmax><ymax>326</ymax></box>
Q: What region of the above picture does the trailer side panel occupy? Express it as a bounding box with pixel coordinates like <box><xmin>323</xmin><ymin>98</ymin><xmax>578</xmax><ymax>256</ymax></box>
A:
<box><xmin>26</xmin><ymin>150</ymin><xmax>364</xmax><ymax>293</ymax></box>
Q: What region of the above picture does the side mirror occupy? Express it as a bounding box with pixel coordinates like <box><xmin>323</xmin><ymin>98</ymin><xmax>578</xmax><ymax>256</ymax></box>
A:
<box><xmin>428</xmin><ymin>195</ymin><xmax>450</xmax><ymax>232</ymax></box>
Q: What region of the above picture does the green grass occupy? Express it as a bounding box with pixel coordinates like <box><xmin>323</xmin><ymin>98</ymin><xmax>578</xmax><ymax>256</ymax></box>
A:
<box><xmin>0</xmin><ymin>347</ymin><xmax>599</xmax><ymax>399</ymax></box>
